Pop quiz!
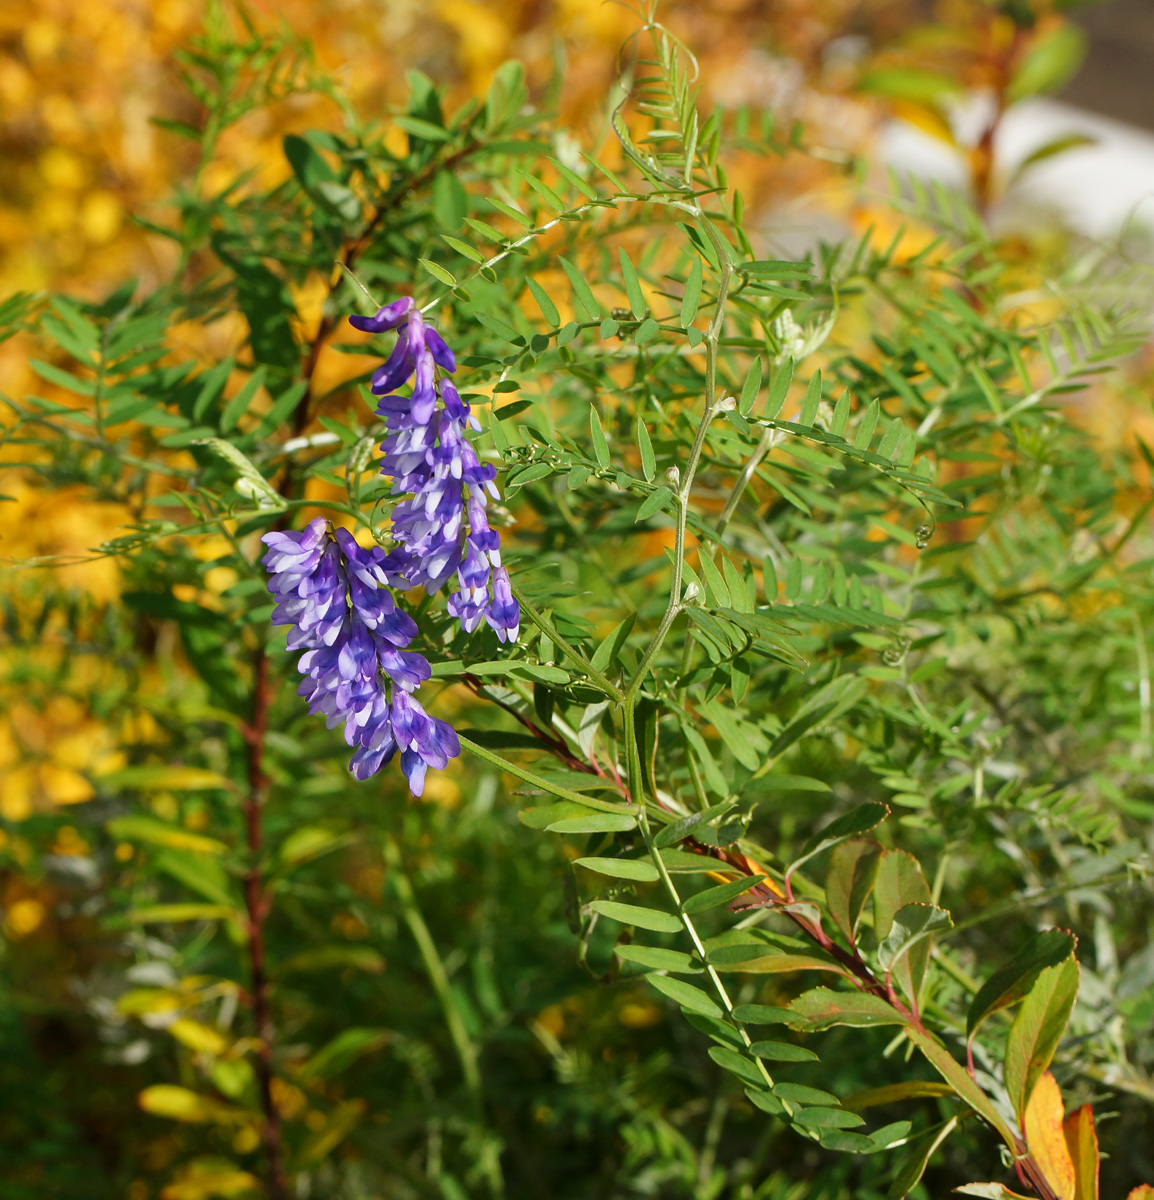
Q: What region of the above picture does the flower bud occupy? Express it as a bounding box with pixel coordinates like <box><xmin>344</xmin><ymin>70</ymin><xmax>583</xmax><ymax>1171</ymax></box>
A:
<box><xmin>664</xmin><ymin>465</ymin><xmax>681</xmax><ymax>489</ymax></box>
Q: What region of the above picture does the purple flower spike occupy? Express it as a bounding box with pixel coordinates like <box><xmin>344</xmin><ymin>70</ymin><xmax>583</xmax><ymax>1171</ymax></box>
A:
<box><xmin>351</xmin><ymin>299</ymin><xmax>519</xmax><ymax>642</ymax></box>
<box><xmin>261</xmin><ymin>521</ymin><xmax>458</xmax><ymax>795</ymax></box>
<box><xmin>349</xmin><ymin>296</ymin><xmax>415</xmax><ymax>333</ymax></box>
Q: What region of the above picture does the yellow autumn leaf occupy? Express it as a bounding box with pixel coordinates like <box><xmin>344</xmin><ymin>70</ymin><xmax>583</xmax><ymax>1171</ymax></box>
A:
<box><xmin>168</xmin><ymin>1019</ymin><xmax>229</xmax><ymax>1057</ymax></box>
<box><xmin>137</xmin><ymin>1085</ymin><xmax>248</xmax><ymax>1125</ymax></box>
<box><xmin>161</xmin><ymin>1158</ymin><xmax>260</xmax><ymax>1200</ymax></box>
<box><xmin>1023</xmin><ymin>1071</ymin><xmax>1075</xmax><ymax>1200</ymax></box>
<box><xmin>99</xmin><ymin>765</ymin><xmax>234</xmax><ymax>792</ymax></box>
<box><xmin>117</xmin><ymin>988</ymin><xmax>183</xmax><ymax>1017</ymax></box>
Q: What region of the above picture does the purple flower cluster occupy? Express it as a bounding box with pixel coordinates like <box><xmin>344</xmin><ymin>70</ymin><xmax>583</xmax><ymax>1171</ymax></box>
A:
<box><xmin>351</xmin><ymin>296</ymin><xmax>519</xmax><ymax>642</ymax></box>
<box><xmin>261</xmin><ymin>517</ymin><xmax>459</xmax><ymax>795</ymax></box>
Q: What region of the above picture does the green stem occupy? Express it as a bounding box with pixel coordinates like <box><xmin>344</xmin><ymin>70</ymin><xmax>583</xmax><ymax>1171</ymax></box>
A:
<box><xmin>384</xmin><ymin>837</ymin><xmax>482</xmax><ymax>1100</ymax></box>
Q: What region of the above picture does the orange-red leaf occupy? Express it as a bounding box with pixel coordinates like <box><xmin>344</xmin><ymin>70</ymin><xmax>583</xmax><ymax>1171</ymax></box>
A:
<box><xmin>1062</xmin><ymin>1104</ymin><xmax>1098</xmax><ymax>1200</ymax></box>
<box><xmin>1023</xmin><ymin>1072</ymin><xmax>1075</xmax><ymax>1200</ymax></box>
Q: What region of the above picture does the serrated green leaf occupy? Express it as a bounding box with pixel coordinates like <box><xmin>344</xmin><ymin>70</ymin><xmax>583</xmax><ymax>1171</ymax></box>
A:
<box><xmin>1003</xmin><ymin>956</ymin><xmax>1080</xmax><ymax>1120</ymax></box>
<box><xmin>966</xmin><ymin>929</ymin><xmax>1077</xmax><ymax>1040</ymax></box>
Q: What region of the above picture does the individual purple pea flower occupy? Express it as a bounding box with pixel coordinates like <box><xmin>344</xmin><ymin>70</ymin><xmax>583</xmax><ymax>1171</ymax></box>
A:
<box><xmin>261</xmin><ymin>517</ymin><xmax>458</xmax><ymax>797</ymax></box>
<box><xmin>351</xmin><ymin>298</ymin><xmax>519</xmax><ymax>642</ymax></box>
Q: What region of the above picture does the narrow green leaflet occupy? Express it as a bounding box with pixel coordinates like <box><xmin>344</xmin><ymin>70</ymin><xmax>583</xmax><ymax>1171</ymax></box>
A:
<box><xmin>680</xmin><ymin>258</ymin><xmax>703</xmax><ymax>328</ymax></box>
<box><xmin>589</xmin><ymin>901</ymin><xmax>682</xmax><ymax>933</ymax></box>
<box><xmin>525</xmin><ymin>277</ymin><xmax>560</xmax><ymax>327</ymax></box>
<box><xmin>740</xmin><ymin>357</ymin><xmax>763</xmax><ymax>415</ymax></box>
<box><xmin>646</xmin><ymin>974</ymin><xmax>723</xmax><ymax>1018</ymax></box>
<box><xmin>635</xmin><ymin>419</ymin><xmax>657</xmax><ymax>484</ymax></box>
<box><xmin>619</xmin><ymin>247</ymin><xmax>647</xmax><ymax>319</ymax></box>
<box><xmin>653</xmin><ymin>801</ymin><xmax>736</xmax><ymax>849</ymax></box>
<box><xmin>749</xmin><ymin>1041</ymin><xmax>819</xmax><ymax>1063</ymax></box>
<box><xmin>559</xmin><ymin>256</ymin><xmax>600</xmax><ymax>321</ymax></box>
<box><xmin>798</xmin><ymin>370</ymin><xmax>822</xmax><ymax>426</ymax></box>
<box><xmin>589</xmin><ymin>407</ymin><xmax>610</xmax><ymax>468</ymax></box>
<box><xmin>615</xmin><ymin>945</ymin><xmax>700</xmax><ymax>973</ymax></box>
<box><xmin>853</xmin><ymin>399</ymin><xmax>880</xmax><ymax>450</ymax></box>
<box><xmin>765</xmin><ymin>358</ymin><xmax>794</xmax><ymax>419</ymax></box>
<box><xmin>590</xmin><ymin>613</ymin><xmax>636</xmax><ymax>674</ymax></box>
<box><xmin>732</xmin><ymin>1004</ymin><xmax>796</xmax><ymax>1024</ymax></box>
<box><xmin>681</xmin><ymin>874</ymin><xmax>766</xmax><ymax>915</ymax></box>
<box><xmin>636</xmin><ymin>486</ymin><xmax>673</xmax><ymax>521</ymax></box>
<box><xmin>709</xmin><ymin>1046</ymin><xmax>766</xmax><ymax>1087</ymax></box>
<box><xmin>575</xmin><ymin>856</ymin><xmax>658</xmax><ymax>881</ymax></box>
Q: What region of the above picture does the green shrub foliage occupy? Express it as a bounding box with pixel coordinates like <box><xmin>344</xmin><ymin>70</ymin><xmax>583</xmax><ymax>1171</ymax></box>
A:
<box><xmin>2</xmin><ymin>7</ymin><xmax>1152</xmax><ymax>1200</ymax></box>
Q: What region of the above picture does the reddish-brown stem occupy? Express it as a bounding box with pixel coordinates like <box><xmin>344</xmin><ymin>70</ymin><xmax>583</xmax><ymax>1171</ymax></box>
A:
<box><xmin>241</xmin><ymin>649</ymin><xmax>289</xmax><ymax>1200</ymax></box>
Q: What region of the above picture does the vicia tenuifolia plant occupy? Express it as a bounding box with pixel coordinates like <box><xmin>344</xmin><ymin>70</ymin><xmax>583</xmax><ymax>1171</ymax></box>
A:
<box><xmin>6</xmin><ymin>2</ymin><xmax>1152</xmax><ymax>1198</ymax></box>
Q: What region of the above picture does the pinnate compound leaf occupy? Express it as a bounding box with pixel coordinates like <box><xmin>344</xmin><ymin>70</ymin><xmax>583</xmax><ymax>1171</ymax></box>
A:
<box><xmin>967</xmin><ymin>929</ymin><xmax>1077</xmax><ymax>1039</ymax></box>
<box><xmin>646</xmin><ymin>973</ymin><xmax>723</xmax><ymax>1017</ymax></box>
<box><xmin>1004</xmin><ymin>956</ymin><xmax>1080</xmax><ymax>1121</ymax></box>
<box><xmin>1062</xmin><ymin>1103</ymin><xmax>1099</xmax><ymax>1200</ymax></box>
<box><xmin>786</xmin><ymin>988</ymin><xmax>907</xmax><ymax>1032</ymax></box>
<box><xmin>826</xmin><ymin>838</ymin><xmax>882</xmax><ymax>944</ymax></box>
<box><xmin>589</xmin><ymin>901</ymin><xmax>681</xmax><ymax>933</ymax></box>
<box><xmin>1023</xmin><ymin>1072</ymin><xmax>1076</xmax><ymax>1200</ymax></box>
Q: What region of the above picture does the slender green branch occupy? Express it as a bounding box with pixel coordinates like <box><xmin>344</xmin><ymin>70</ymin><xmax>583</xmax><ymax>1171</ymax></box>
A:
<box><xmin>458</xmin><ymin>734</ymin><xmax>637</xmax><ymax>813</ymax></box>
